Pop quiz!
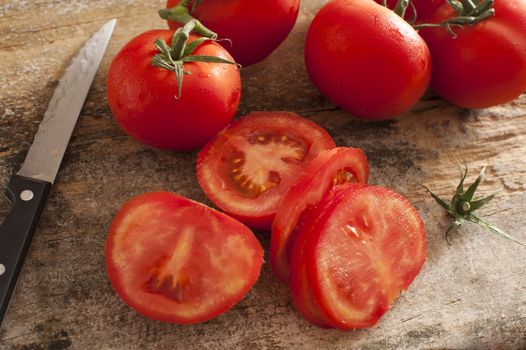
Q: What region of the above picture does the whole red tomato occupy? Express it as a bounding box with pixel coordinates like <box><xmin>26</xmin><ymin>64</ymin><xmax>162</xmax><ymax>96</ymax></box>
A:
<box><xmin>107</xmin><ymin>29</ymin><xmax>241</xmax><ymax>150</ymax></box>
<box><xmin>163</xmin><ymin>0</ymin><xmax>300</xmax><ymax>66</ymax></box>
<box><xmin>305</xmin><ymin>0</ymin><xmax>432</xmax><ymax>120</ymax></box>
<box><xmin>419</xmin><ymin>0</ymin><xmax>526</xmax><ymax>108</ymax></box>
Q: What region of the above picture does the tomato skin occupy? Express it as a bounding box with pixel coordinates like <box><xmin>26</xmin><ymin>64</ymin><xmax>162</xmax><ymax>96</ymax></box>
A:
<box><xmin>166</xmin><ymin>0</ymin><xmax>300</xmax><ymax>66</ymax></box>
<box><xmin>107</xmin><ymin>30</ymin><xmax>241</xmax><ymax>151</ymax></box>
<box><xmin>305</xmin><ymin>0</ymin><xmax>432</xmax><ymax>120</ymax></box>
<box><xmin>375</xmin><ymin>0</ymin><xmax>444</xmax><ymax>22</ymax></box>
<box><xmin>106</xmin><ymin>192</ymin><xmax>264</xmax><ymax>324</ymax></box>
<box><xmin>419</xmin><ymin>1</ymin><xmax>526</xmax><ymax>108</ymax></box>
<box><xmin>300</xmin><ymin>185</ymin><xmax>426</xmax><ymax>329</ymax></box>
<box><xmin>271</xmin><ymin>147</ymin><xmax>369</xmax><ymax>283</ymax></box>
<box><xmin>289</xmin><ymin>184</ymin><xmax>364</xmax><ymax>328</ymax></box>
<box><xmin>197</xmin><ymin>112</ymin><xmax>336</xmax><ymax>230</ymax></box>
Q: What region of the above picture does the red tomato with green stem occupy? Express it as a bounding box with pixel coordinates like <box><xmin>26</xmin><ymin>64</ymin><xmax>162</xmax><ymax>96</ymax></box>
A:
<box><xmin>271</xmin><ymin>147</ymin><xmax>369</xmax><ymax>283</ymax></box>
<box><xmin>161</xmin><ymin>0</ymin><xmax>300</xmax><ymax>66</ymax></box>
<box><xmin>290</xmin><ymin>184</ymin><xmax>426</xmax><ymax>329</ymax></box>
<box><xmin>305</xmin><ymin>0</ymin><xmax>432</xmax><ymax>120</ymax></box>
<box><xmin>197</xmin><ymin>112</ymin><xmax>336</xmax><ymax>230</ymax></box>
<box><xmin>417</xmin><ymin>0</ymin><xmax>526</xmax><ymax>108</ymax></box>
<box><xmin>107</xmin><ymin>23</ymin><xmax>241</xmax><ymax>151</ymax></box>
<box><xmin>106</xmin><ymin>192</ymin><xmax>264</xmax><ymax>324</ymax></box>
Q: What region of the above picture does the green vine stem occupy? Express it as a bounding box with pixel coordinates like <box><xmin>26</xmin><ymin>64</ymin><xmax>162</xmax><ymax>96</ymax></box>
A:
<box><xmin>413</xmin><ymin>0</ymin><xmax>495</xmax><ymax>37</ymax></box>
<box><xmin>159</xmin><ymin>0</ymin><xmax>217</xmax><ymax>39</ymax></box>
<box><xmin>151</xmin><ymin>20</ymin><xmax>237</xmax><ymax>98</ymax></box>
<box><xmin>421</xmin><ymin>162</ymin><xmax>525</xmax><ymax>247</ymax></box>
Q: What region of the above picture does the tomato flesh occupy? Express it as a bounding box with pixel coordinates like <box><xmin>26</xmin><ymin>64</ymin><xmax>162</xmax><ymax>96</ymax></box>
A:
<box><xmin>271</xmin><ymin>147</ymin><xmax>369</xmax><ymax>283</ymax></box>
<box><xmin>106</xmin><ymin>192</ymin><xmax>264</xmax><ymax>324</ymax></box>
<box><xmin>294</xmin><ymin>185</ymin><xmax>426</xmax><ymax>329</ymax></box>
<box><xmin>197</xmin><ymin>112</ymin><xmax>336</xmax><ymax>230</ymax></box>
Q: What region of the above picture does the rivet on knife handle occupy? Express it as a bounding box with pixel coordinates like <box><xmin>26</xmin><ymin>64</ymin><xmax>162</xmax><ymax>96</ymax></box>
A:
<box><xmin>0</xmin><ymin>176</ymin><xmax>52</xmax><ymax>326</ymax></box>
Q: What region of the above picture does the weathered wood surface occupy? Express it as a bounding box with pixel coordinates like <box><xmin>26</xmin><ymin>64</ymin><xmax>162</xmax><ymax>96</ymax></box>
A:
<box><xmin>0</xmin><ymin>0</ymin><xmax>525</xmax><ymax>349</ymax></box>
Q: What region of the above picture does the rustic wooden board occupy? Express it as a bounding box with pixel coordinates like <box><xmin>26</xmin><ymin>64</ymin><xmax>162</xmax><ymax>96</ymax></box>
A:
<box><xmin>1</xmin><ymin>0</ymin><xmax>525</xmax><ymax>349</ymax></box>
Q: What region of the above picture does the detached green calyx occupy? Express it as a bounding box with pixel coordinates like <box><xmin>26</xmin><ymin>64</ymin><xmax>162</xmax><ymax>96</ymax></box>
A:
<box><xmin>422</xmin><ymin>164</ymin><xmax>525</xmax><ymax>246</ymax></box>
<box><xmin>151</xmin><ymin>20</ymin><xmax>236</xmax><ymax>98</ymax></box>
<box><xmin>159</xmin><ymin>0</ymin><xmax>216</xmax><ymax>39</ymax></box>
<box><xmin>414</xmin><ymin>0</ymin><xmax>496</xmax><ymax>36</ymax></box>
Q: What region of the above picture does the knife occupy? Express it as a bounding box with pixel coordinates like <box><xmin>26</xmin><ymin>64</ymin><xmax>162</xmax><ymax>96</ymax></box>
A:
<box><xmin>0</xmin><ymin>19</ymin><xmax>116</xmax><ymax>327</ymax></box>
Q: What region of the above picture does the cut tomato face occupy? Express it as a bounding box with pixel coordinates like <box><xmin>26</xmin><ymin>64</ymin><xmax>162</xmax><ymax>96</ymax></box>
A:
<box><xmin>106</xmin><ymin>192</ymin><xmax>264</xmax><ymax>324</ymax></box>
<box><xmin>297</xmin><ymin>185</ymin><xmax>426</xmax><ymax>329</ymax></box>
<box><xmin>197</xmin><ymin>112</ymin><xmax>336</xmax><ymax>230</ymax></box>
<box><xmin>271</xmin><ymin>147</ymin><xmax>369</xmax><ymax>283</ymax></box>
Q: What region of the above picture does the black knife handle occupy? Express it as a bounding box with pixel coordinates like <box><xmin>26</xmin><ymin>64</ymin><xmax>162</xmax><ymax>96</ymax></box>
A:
<box><xmin>0</xmin><ymin>175</ymin><xmax>52</xmax><ymax>327</ymax></box>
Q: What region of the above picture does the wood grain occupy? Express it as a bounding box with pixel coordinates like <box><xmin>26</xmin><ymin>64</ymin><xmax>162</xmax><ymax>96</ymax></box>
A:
<box><xmin>1</xmin><ymin>0</ymin><xmax>525</xmax><ymax>349</ymax></box>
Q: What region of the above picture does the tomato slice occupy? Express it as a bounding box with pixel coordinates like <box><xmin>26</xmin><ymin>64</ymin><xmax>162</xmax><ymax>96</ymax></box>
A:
<box><xmin>302</xmin><ymin>185</ymin><xmax>426</xmax><ymax>329</ymax></box>
<box><xmin>270</xmin><ymin>147</ymin><xmax>369</xmax><ymax>283</ymax></box>
<box><xmin>197</xmin><ymin>112</ymin><xmax>336</xmax><ymax>230</ymax></box>
<box><xmin>289</xmin><ymin>193</ymin><xmax>345</xmax><ymax>328</ymax></box>
<box><xmin>106</xmin><ymin>192</ymin><xmax>264</xmax><ymax>324</ymax></box>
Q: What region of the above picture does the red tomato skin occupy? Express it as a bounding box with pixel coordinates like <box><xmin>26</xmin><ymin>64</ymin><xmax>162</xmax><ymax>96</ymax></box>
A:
<box><xmin>289</xmin><ymin>204</ymin><xmax>332</xmax><ymax>328</ymax></box>
<box><xmin>166</xmin><ymin>0</ymin><xmax>300</xmax><ymax>66</ymax></box>
<box><xmin>289</xmin><ymin>184</ymin><xmax>364</xmax><ymax>328</ymax></box>
<box><xmin>419</xmin><ymin>1</ymin><xmax>526</xmax><ymax>108</ymax></box>
<box><xmin>197</xmin><ymin>112</ymin><xmax>336</xmax><ymax>231</ymax></box>
<box><xmin>304</xmin><ymin>185</ymin><xmax>427</xmax><ymax>329</ymax></box>
<box><xmin>107</xmin><ymin>30</ymin><xmax>241</xmax><ymax>151</ymax></box>
<box><xmin>375</xmin><ymin>0</ymin><xmax>444</xmax><ymax>22</ymax></box>
<box><xmin>305</xmin><ymin>0</ymin><xmax>432</xmax><ymax>120</ymax></box>
<box><xmin>106</xmin><ymin>192</ymin><xmax>264</xmax><ymax>324</ymax></box>
<box><xmin>271</xmin><ymin>147</ymin><xmax>369</xmax><ymax>283</ymax></box>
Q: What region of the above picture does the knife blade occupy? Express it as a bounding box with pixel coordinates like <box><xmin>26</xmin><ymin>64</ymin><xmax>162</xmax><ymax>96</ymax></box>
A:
<box><xmin>0</xmin><ymin>19</ymin><xmax>116</xmax><ymax>328</ymax></box>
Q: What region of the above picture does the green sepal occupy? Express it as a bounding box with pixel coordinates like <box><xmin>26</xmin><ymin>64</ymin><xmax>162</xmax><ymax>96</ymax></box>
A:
<box><xmin>462</xmin><ymin>166</ymin><xmax>485</xmax><ymax>202</ymax></box>
<box><xmin>469</xmin><ymin>192</ymin><xmax>497</xmax><ymax>212</ymax></box>
<box><xmin>420</xmin><ymin>184</ymin><xmax>450</xmax><ymax>211</ymax></box>
<box><xmin>468</xmin><ymin>214</ymin><xmax>526</xmax><ymax>247</ymax></box>
<box><xmin>182</xmin><ymin>55</ymin><xmax>238</xmax><ymax>65</ymax></box>
<box><xmin>183</xmin><ymin>37</ymin><xmax>211</xmax><ymax>56</ymax></box>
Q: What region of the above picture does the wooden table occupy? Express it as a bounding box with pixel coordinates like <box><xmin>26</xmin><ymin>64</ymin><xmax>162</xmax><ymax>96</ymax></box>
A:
<box><xmin>1</xmin><ymin>1</ymin><xmax>525</xmax><ymax>349</ymax></box>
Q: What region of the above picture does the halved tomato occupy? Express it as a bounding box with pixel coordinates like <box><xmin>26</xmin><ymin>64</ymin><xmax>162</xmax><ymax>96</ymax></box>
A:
<box><xmin>271</xmin><ymin>147</ymin><xmax>369</xmax><ymax>283</ymax></box>
<box><xmin>197</xmin><ymin>112</ymin><xmax>336</xmax><ymax>230</ymax></box>
<box><xmin>106</xmin><ymin>192</ymin><xmax>264</xmax><ymax>324</ymax></box>
<box><xmin>295</xmin><ymin>185</ymin><xmax>426</xmax><ymax>329</ymax></box>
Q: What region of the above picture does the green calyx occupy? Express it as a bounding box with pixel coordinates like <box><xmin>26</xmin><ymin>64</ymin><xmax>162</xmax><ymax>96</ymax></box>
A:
<box><xmin>421</xmin><ymin>162</ymin><xmax>525</xmax><ymax>246</ymax></box>
<box><xmin>414</xmin><ymin>0</ymin><xmax>495</xmax><ymax>37</ymax></box>
<box><xmin>151</xmin><ymin>20</ymin><xmax>237</xmax><ymax>98</ymax></box>
<box><xmin>159</xmin><ymin>0</ymin><xmax>217</xmax><ymax>39</ymax></box>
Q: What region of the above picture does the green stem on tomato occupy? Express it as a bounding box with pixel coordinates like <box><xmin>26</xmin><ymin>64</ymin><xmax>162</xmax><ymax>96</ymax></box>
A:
<box><xmin>413</xmin><ymin>0</ymin><xmax>495</xmax><ymax>37</ymax></box>
<box><xmin>159</xmin><ymin>0</ymin><xmax>217</xmax><ymax>39</ymax></box>
<box><xmin>171</xmin><ymin>21</ymin><xmax>196</xmax><ymax>59</ymax></box>
<box><xmin>151</xmin><ymin>20</ymin><xmax>237</xmax><ymax>99</ymax></box>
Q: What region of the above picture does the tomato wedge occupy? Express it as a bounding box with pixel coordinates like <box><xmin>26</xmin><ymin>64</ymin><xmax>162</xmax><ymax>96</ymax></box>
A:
<box><xmin>106</xmin><ymin>192</ymin><xmax>264</xmax><ymax>324</ymax></box>
<box><xmin>197</xmin><ymin>112</ymin><xmax>336</xmax><ymax>230</ymax></box>
<box><xmin>271</xmin><ymin>147</ymin><xmax>369</xmax><ymax>283</ymax></box>
<box><xmin>293</xmin><ymin>185</ymin><xmax>426</xmax><ymax>329</ymax></box>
